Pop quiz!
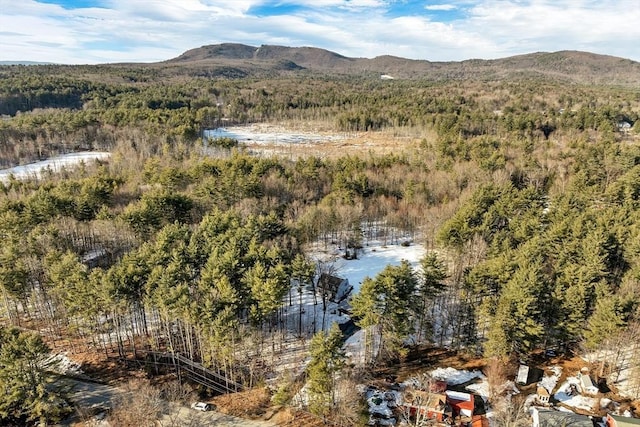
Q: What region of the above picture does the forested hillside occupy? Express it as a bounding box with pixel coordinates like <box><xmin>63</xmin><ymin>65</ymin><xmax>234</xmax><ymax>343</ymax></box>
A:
<box><xmin>1</xmin><ymin>53</ymin><xmax>640</xmax><ymax>425</ymax></box>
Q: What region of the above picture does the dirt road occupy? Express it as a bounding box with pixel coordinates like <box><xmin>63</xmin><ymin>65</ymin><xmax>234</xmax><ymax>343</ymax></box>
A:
<box><xmin>58</xmin><ymin>377</ymin><xmax>275</xmax><ymax>426</ymax></box>
<box><xmin>160</xmin><ymin>404</ymin><xmax>276</xmax><ymax>427</ymax></box>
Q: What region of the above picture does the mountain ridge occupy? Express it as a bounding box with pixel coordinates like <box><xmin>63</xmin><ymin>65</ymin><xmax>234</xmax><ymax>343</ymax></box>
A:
<box><xmin>164</xmin><ymin>43</ymin><xmax>640</xmax><ymax>85</ymax></box>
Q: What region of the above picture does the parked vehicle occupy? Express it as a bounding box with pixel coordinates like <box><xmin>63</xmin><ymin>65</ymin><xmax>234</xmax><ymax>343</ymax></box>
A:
<box><xmin>191</xmin><ymin>402</ymin><xmax>213</xmax><ymax>411</ymax></box>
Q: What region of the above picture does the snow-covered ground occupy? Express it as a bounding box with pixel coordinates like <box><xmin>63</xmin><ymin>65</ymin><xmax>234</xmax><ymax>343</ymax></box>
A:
<box><xmin>205</xmin><ymin>125</ymin><xmax>345</xmax><ymax>146</ymax></box>
<box><xmin>0</xmin><ymin>151</ymin><xmax>111</xmax><ymax>183</ymax></box>
<box><xmin>313</xmin><ymin>241</ymin><xmax>426</xmax><ymax>366</ymax></box>
<box><xmin>430</xmin><ymin>367</ymin><xmax>485</xmax><ymax>387</ymax></box>
<box><xmin>312</xmin><ymin>241</ymin><xmax>426</xmax><ymax>295</ymax></box>
<box><xmin>554</xmin><ymin>377</ymin><xmax>599</xmax><ymax>412</ymax></box>
<box><xmin>583</xmin><ymin>346</ymin><xmax>640</xmax><ymax>399</ymax></box>
<box><xmin>275</xmin><ymin>241</ymin><xmax>427</xmax><ymax>371</ymax></box>
<box><xmin>42</xmin><ymin>352</ymin><xmax>84</xmax><ymax>376</ymax></box>
<box><xmin>539</xmin><ymin>366</ymin><xmax>562</xmax><ymax>393</ymax></box>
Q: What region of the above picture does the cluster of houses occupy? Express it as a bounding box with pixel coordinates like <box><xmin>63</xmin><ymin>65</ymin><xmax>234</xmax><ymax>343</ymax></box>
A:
<box><xmin>521</xmin><ymin>364</ymin><xmax>639</xmax><ymax>427</ymax></box>
<box><xmin>363</xmin><ymin>363</ymin><xmax>640</xmax><ymax>427</ymax></box>
<box><xmin>366</xmin><ymin>377</ymin><xmax>489</xmax><ymax>427</ymax></box>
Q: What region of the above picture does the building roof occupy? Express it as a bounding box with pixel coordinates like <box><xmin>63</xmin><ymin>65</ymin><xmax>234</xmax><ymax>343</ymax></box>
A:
<box><xmin>318</xmin><ymin>273</ymin><xmax>346</xmax><ymax>287</ymax></box>
<box><xmin>534</xmin><ymin>409</ymin><xmax>597</xmax><ymax>427</ymax></box>
<box><xmin>537</xmin><ymin>386</ymin><xmax>550</xmax><ymax>397</ymax></box>
<box><xmin>608</xmin><ymin>414</ymin><xmax>640</xmax><ymax>427</ymax></box>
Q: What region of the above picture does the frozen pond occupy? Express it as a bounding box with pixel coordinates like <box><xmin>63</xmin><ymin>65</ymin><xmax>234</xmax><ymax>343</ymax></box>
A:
<box><xmin>0</xmin><ymin>151</ymin><xmax>111</xmax><ymax>183</ymax></box>
<box><xmin>204</xmin><ymin>124</ymin><xmax>345</xmax><ymax>146</ymax></box>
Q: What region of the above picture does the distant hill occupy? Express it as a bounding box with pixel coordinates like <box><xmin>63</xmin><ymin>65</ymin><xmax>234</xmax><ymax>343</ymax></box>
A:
<box><xmin>0</xmin><ymin>61</ymin><xmax>53</xmax><ymax>66</ymax></box>
<box><xmin>167</xmin><ymin>43</ymin><xmax>354</xmax><ymax>70</ymax></box>
<box><xmin>164</xmin><ymin>43</ymin><xmax>640</xmax><ymax>86</ymax></box>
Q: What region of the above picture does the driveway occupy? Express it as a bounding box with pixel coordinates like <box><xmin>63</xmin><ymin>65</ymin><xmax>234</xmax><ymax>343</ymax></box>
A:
<box><xmin>57</xmin><ymin>377</ymin><xmax>275</xmax><ymax>427</ymax></box>
<box><xmin>159</xmin><ymin>404</ymin><xmax>276</xmax><ymax>427</ymax></box>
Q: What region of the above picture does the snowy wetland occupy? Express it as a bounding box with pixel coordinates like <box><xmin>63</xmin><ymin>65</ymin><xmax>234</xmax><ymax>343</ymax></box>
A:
<box><xmin>0</xmin><ymin>151</ymin><xmax>111</xmax><ymax>183</ymax></box>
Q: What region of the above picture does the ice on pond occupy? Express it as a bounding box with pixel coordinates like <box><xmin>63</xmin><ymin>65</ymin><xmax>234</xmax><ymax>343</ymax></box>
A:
<box><xmin>0</xmin><ymin>151</ymin><xmax>110</xmax><ymax>183</ymax></box>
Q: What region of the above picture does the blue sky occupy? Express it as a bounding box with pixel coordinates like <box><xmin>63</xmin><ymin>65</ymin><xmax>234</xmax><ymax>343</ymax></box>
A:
<box><xmin>1</xmin><ymin>0</ymin><xmax>639</xmax><ymax>64</ymax></box>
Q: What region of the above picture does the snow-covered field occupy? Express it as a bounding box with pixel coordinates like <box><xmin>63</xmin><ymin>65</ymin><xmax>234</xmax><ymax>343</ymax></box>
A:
<box><xmin>205</xmin><ymin>125</ymin><xmax>345</xmax><ymax>146</ymax></box>
<box><xmin>0</xmin><ymin>151</ymin><xmax>111</xmax><ymax>183</ymax></box>
<box><xmin>583</xmin><ymin>347</ymin><xmax>640</xmax><ymax>399</ymax></box>
<box><xmin>316</xmin><ymin>242</ymin><xmax>426</xmax><ymax>294</ymax></box>
<box><xmin>554</xmin><ymin>377</ymin><xmax>600</xmax><ymax>412</ymax></box>
<box><xmin>313</xmin><ymin>241</ymin><xmax>426</xmax><ymax>366</ymax></box>
<box><xmin>308</xmin><ymin>239</ymin><xmax>427</xmax><ymax>313</ymax></box>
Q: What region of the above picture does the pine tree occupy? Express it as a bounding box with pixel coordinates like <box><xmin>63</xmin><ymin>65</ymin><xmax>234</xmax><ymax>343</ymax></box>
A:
<box><xmin>351</xmin><ymin>260</ymin><xmax>418</xmax><ymax>361</ymax></box>
<box><xmin>0</xmin><ymin>327</ymin><xmax>69</xmax><ymax>425</ymax></box>
<box><xmin>583</xmin><ymin>296</ymin><xmax>628</xmax><ymax>350</ymax></box>
<box><xmin>417</xmin><ymin>252</ymin><xmax>448</xmax><ymax>342</ymax></box>
<box><xmin>485</xmin><ymin>263</ymin><xmax>545</xmax><ymax>358</ymax></box>
<box><xmin>307</xmin><ymin>323</ymin><xmax>345</xmax><ymax>417</ymax></box>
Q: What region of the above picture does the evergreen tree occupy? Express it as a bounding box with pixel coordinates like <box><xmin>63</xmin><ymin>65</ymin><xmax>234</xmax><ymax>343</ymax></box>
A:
<box><xmin>584</xmin><ymin>296</ymin><xmax>630</xmax><ymax>350</ymax></box>
<box><xmin>416</xmin><ymin>252</ymin><xmax>448</xmax><ymax>342</ymax></box>
<box><xmin>307</xmin><ymin>323</ymin><xmax>345</xmax><ymax>417</ymax></box>
<box><xmin>485</xmin><ymin>263</ymin><xmax>545</xmax><ymax>358</ymax></box>
<box><xmin>0</xmin><ymin>327</ymin><xmax>69</xmax><ymax>425</ymax></box>
<box><xmin>351</xmin><ymin>260</ymin><xmax>418</xmax><ymax>361</ymax></box>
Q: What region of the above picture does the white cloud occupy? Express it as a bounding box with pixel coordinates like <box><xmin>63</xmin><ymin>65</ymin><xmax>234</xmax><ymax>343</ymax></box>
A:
<box><xmin>1</xmin><ymin>0</ymin><xmax>639</xmax><ymax>64</ymax></box>
<box><xmin>424</xmin><ymin>4</ymin><xmax>457</xmax><ymax>11</ymax></box>
<box><xmin>275</xmin><ymin>0</ymin><xmax>387</xmax><ymax>7</ymax></box>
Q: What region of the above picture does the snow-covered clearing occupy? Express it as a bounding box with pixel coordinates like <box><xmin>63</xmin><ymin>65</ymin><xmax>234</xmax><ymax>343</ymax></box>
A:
<box><xmin>554</xmin><ymin>377</ymin><xmax>599</xmax><ymax>412</ymax></box>
<box><xmin>583</xmin><ymin>346</ymin><xmax>640</xmax><ymax>399</ymax></box>
<box><xmin>205</xmin><ymin>125</ymin><xmax>345</xmax><ymax>146</ymax></box>
<box><xmin>271</xmin><ymin>241</ymin><xmax>427</xmax><ymax>377</ymax></box>
<box><xmin>328</xmin><ymin>243</ymin><xmax>426</xmax><ymax>294</ymax></box>
<box><xmin>43</xmin><ymin>352</ymin><xmax>84</xmax><ymax>376</ymax></box>
<box><xmin>539</xmin><ymin>366</ymin><xmax>562</xmax><ymax>393</ymax></box>
<box><xmin>0</xmin><ymin>151</ymin><xmax>110</xmax><ymax>183</ymax></box>
<box><xmin>311</xmin><ymin>241</ymin><xmax>426</xmax><ymax>367</ymax></box>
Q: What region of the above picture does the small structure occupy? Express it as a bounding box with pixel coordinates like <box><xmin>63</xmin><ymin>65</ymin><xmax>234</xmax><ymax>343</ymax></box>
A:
<box><xmin>318</xmin><ymin>273</ymin><xmax>351</xmax><ymax>303</ymax></box>
<box><xmin>577</xmin><ymin>367</ymin><xmax>599</xmax><ymax>395</ymax></box>
<box><xmin>516</xmin><ymin>364</ymin><xmax>544</xmax><ymax>385</ymax></box>
<box><xmin>531</xmin><ymin>407</ymin><xmax>598</xmax><ymax>427</ymax></box>
<box><xmin>536</xmin><ymin>386</ymin><xmax>550</xmax><ymax>405</ymax></box>
<box><xmin>445</xmin><ymin>390</ymin><xmax>475</xmax><ymax>418</ymax></box>
<box><xmin>606</xmin><ymin>414</ymin><xmax>640</xmax><ymax>427</ymax></box>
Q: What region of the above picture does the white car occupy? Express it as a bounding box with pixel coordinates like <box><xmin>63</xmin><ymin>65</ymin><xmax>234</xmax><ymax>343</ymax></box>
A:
<box><xmin>191</xmin><ymin>402</ymin><xmax>213</xmax><ymax>411</ymax></box>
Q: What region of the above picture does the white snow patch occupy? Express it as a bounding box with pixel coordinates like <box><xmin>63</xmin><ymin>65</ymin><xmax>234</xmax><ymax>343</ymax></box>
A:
<box><xmin>583</xmin><ymin>346</ymin><xmax>640</xmax><ymax>399</ymax></box>
<box><xmin>600</xmin><ymin>398</ymin><xmax>612</xmax><ymax>409</ymax></box>
<box><xmin>430</xmin><ymin>367</ymin><xmax>485</xmax><ymax>385</ymax></box>
<box><xmin>323</xmin><ymin>243</ymin><xmax>426</xmax><ymax>294</ymax></box>
<box><xmin>205</xmin><ymin>125</ymin><xmax>345</xmax><ymax>146</ymax></box>
<box><xmin>554</xmin><ymin>377</ymin><xmax>599</xmax><ymax>412</ymax></box>
<box><xmin>365</xmin><ymin>388</ymin><xmax>397</xmax><ymax>423</ymax></box>
<box><xmin>539</xmin><ymin>366</ymin><xmax>562</xmax><ymax>393</ymax></box>
<box><xmin>0</xmin><ymin>151</ymin><xmax>110</xmax><ymax>183</ymax></box>
<box><xmin>42</xmin><ymin>352</ymin><xmax>84</xmax><ymax>376</ymax></box>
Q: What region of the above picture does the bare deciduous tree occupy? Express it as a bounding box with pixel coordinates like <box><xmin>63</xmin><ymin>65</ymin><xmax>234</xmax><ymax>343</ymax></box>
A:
<box><xmin>108</xmin><ymin>379</ymin><xmax>166</xmax><ymax>427</ymax></box>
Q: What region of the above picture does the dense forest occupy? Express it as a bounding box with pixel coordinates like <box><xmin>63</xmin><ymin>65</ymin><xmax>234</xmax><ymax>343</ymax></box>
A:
<box><xmin>1</xmin><ymin>58</ymin><xmax>640</xmax><ymax>425</ymax></box>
